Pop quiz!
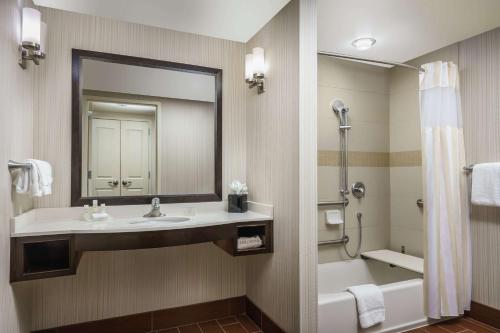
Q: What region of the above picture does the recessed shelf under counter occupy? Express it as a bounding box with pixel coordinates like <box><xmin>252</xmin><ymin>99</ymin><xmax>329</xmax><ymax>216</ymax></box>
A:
<box><xmin>10</xmin><ymin>202</ymin><xmax>273</xmax><ymax>282</ymax></box>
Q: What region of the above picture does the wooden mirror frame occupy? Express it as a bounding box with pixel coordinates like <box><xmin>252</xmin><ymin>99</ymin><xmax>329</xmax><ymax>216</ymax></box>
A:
<box><xmin>71</xmin><ymin>49</ymin><xmax>222</xmax><ymax>206</ymax></box>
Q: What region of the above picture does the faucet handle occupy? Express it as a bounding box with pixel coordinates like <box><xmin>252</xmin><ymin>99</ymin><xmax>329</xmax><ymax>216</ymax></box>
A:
<box><xmin>151</xmin><ymin>197</ymin><xmax>160</xmax><ymax>208</ymax></box>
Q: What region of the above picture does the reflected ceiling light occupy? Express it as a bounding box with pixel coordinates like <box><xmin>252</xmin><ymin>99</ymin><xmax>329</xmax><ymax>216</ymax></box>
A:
<box><xmin>352</xmin><ymin>37</ymin><xmax>376</xmax><ymax>51</ymax></box>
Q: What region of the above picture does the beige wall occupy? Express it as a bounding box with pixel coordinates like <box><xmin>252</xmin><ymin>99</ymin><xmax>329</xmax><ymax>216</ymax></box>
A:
<box><xmin>317</xmin><ymin>56</ymin><xmax>390</xmax><ymax>263</ymax></box>
<box><xmin>0</xmin><ymin>0</ymin><xmax>34</xmax><ymax>332</ymax></box>
<box><xmin>160</xmin><ymin>99</ymin><xmax>215</xmax><ymax>195</ymax></box>
<box><xmin>459</xmin><ymin>27</ymin><xmax>500</xmax><ymax>310</ymax></box>
<box><xmin>30</xmin><ymin>7</ymin><xmax>247</xmax><ymax>330</ymax></box>
<box><xmin>245</xmin><ymin>1</ymin><xmax>300</xmax><ymax>331</ymax></box>
<box><xmin>388</xmin><ymin>45</ymin><xmax>458</xmax><ymax>257</ymax></box>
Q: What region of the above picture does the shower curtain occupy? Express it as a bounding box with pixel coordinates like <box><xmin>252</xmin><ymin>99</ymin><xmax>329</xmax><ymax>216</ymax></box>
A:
<box><xmin>419</xmin><ymin>61</ymin><xmax>471</xmax><ymax>319</ymax></box>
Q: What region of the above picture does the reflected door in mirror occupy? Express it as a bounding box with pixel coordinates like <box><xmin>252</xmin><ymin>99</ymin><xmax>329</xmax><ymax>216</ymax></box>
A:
<box><xmin>88</xmin><ymin>116</ymin><xmax>153</xmax><ymax>197</ymax></box>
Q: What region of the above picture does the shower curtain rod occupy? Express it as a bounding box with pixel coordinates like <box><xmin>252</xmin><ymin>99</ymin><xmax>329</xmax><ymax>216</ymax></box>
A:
<box><xmin>317</xmin><ymin>51</ymin><xmax>425</xmax><ymax>73</ymax></box>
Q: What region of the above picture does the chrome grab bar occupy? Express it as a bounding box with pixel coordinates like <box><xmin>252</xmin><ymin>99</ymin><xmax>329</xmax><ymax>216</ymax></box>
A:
<box><xmin>416</xmin><ymin>165</ymin><xmax>475</xmax><ymax>208</ymax></box>
<box><xmin>318</xmin><ymin>198</ymin><xmax>349</xmax><ymax>207</ymax></box>
<box><xmin>318</xmin><ymin>235</ymin><xmax>349</xmax><ymax>246</ymax></box>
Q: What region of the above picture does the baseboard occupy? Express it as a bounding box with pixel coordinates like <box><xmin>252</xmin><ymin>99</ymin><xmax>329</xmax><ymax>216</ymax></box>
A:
<box><xmin>465</xmin><ymin>301</ymin><xmax>500</xmax><ymax>329</ymax></box>
<box><xmin>245</xmin><ymin>296</ymin><xmax>286</xmax><ymax>333</ymax></box>
<box><xmin>33</xmin><ymin>296</ymin><xmax>245</xmax><ymax>333</ymax></box>
<box><xmin>32</xmin><ymin>295</ymin><xmax>287</xmax><ymax>333</ymax></box>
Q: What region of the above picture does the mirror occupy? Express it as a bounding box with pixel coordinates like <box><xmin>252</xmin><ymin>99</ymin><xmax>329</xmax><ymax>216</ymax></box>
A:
<box><xmin>71</xmin><ymin>49</ymin><xmax>222</xmax><ymax>206</ymax></box>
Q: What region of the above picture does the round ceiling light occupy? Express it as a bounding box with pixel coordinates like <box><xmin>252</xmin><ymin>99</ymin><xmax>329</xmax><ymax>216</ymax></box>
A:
<box><xmin>352</xmin><ymin>37</ymin><xmax>376</xmax><ymax>51</ymax></box>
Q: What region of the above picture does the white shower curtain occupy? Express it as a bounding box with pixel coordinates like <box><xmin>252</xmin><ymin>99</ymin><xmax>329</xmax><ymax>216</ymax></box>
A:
<box><xmin>419</xmin><ymin>61</ymin><xmax>471</xmax><ymax>319</ymax></box>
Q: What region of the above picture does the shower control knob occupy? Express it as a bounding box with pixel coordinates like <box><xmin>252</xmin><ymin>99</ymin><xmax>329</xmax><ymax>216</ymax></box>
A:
<box><xmin>351</xmin><ymin>182</ymin><xmax>366</xmax><ymax>199</ymax></box>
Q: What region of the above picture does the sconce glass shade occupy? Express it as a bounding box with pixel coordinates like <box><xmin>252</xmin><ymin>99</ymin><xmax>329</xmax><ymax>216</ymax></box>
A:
<box><xmin>22</xmin><ymin>8</ymin><xmax>41</xmax><ymax>48</ymax></box>
<box><xmin>39</xmin><ymin>22</ymin><xmax>47</xmax><ymax>54</ymax></box>
<box><xmin>252</xmin><ymin>47</ymin><xmax>265</xmax><ymax>75</ymax></box>
<box><xmin>245</xmin><ymin>53</ymin><xmax>254</xmax><ymax>80</ymax></box>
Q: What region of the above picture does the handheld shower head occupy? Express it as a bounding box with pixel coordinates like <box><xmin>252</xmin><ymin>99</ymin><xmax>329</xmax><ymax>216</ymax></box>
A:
<box><xmin>330</xmin><ymin>99</ymin><xmax>350</xmax><ymax>127</ymax></box>
<box><xmin>330</xmin><ymin>99</ymin><xmax>347</xmax><ymax>114</ymax></box>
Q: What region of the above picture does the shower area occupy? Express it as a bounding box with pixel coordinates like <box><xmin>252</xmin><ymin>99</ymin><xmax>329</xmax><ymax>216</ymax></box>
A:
<box><xmin>316</xmin><ymin>54</ymin><xmax>430</xmax><ymax>332</ymax></box>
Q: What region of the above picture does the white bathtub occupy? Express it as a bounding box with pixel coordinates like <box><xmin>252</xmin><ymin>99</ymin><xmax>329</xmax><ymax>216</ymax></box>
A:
<box><xmin>318</xmin><ymin>259</ymin><xmax>438</xmax><ymax>333</ymax></box>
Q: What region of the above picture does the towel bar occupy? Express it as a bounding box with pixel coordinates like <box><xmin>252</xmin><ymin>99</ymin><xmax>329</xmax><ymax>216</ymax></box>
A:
<box><xmin>8</xmin><ymin>160</ymin><xmax>32</xmax><ymax>170</ymax></box>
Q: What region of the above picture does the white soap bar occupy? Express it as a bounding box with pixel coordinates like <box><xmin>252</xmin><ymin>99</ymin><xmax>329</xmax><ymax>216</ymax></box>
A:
<box><xmin>326</xmin><ymin>210</ymin><xmax>343</xmax><ymax>225</ymax></box>
<box><xmin>91</xmin><ymin>212</ymin><xmax>109</xmax><ymax>221</ymax></box>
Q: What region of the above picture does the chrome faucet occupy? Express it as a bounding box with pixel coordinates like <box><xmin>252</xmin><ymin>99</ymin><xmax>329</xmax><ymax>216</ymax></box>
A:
<box><xmin>144</xmin><ymin>197</ymin><xmax>164</xmax><ymax>217</ymax></box>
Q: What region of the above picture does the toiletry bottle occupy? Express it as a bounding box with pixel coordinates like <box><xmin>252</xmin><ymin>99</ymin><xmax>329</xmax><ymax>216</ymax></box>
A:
<box><xmin>100</xmin><ymin>203</ymin><xmax>106</xmax><ymax>214</ymax></box>
<box><xmin>83</xmin><ymin>204</ymin><xmax>90</xmax><ymax>221</ymax></box>
<box><xmin>92</xmin><ymin>200</ymin><xmax>98</xmax><ymax>214</ymax></box>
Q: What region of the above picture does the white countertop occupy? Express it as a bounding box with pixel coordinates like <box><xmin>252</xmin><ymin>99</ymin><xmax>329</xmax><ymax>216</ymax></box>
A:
<box><xmin>11</xmin><ymin>201</ymin><xmax>273</xmax><ymax>237</ymax></box>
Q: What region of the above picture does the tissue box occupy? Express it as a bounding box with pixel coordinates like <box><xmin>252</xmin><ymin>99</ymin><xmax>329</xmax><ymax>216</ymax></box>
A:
<box><xmin>228</xmin><ymin>194</ymin><xmax>248</xmax><ymax>213</ymax></box>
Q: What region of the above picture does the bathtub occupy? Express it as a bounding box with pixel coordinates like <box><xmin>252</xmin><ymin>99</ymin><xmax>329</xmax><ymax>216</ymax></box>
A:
<box><xmin>318</xmin><ymin>259</ymin><xmax>438</xmax><ymax>333</ymax></box>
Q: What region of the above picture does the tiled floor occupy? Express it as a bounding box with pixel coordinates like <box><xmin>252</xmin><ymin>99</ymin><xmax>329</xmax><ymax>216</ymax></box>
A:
<box><xmin>152</xmin><ymin>314</ymin><xmax>262</xmax><ymax>333</ymax></box>
<box><xmin>404</xmin><ymin>317</ymin><xmax>500</xmax><ymax>333</ymax></box>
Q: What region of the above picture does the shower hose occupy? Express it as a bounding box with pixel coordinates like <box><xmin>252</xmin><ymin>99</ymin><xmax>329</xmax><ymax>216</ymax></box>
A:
<box><xmin>343</xmin><ymin>212</ymin><xmax>362</xmax><ymax>258</ymax></box>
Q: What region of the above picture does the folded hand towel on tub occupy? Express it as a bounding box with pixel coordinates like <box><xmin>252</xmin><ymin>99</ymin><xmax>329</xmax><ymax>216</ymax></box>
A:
<box><xmin>347</xmin><ymin>284</ymin><xmax>385</xmax><ymax>328</ymax></box>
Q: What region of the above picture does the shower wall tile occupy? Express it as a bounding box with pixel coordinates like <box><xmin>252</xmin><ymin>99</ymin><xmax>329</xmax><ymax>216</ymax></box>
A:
<box><xmin>318</xmin><ymin>151</ymin><xmax>390</xmax><ymax>167</ymax></box>
<box><xmin>318</xmin><ymin>85</ymin><xmax>389</xmax><ymax>124</ymax></box>
<box><xmin>317</xmin><ymin>166</ymin><xmax>340</xmax><ymax>201</ymax></box>
<box><xmin>319</xmin><ymin>225</ymin><xmax>390</xmax><ymax>263</ymax></box>
<box><xmin>317</xmin><ymin>56</ymin><xmax>390</xmax><ymax>264</ymax></box>
<box><xmin>390</xmin><ymin>226</ymin><xmax>423</xmax><ymax>257</ymax></box>
<box><xmin>317</xmin><ymin>165</ymin><xmax>390</xmax><ymax>262</ymax></box>
<box><xmin>389</xmin><ymin>120</ymin><xmax>421</xmax><ymax>152</ymax></box>
<box><xmin>390</xmin><ymin>167</ymin><xmax>422</xmax><ymax>198</ymax></box>
<box><xmin>350</xmin><ymin>167</ymin><xmax>390</xmax><ymax>197</ymax></box>
<box><xmin>389</xmin><ymin>151</ymin><xmax>422</xmax><ymax>167</ymax></box>
<box><xmin>318</xmin><ymin>120</ymin><xmax>389</xmax><ymax>152</ymax></box>
<box><xmin>388</xmin><ymin>43</ymin><xmax>458</xmax><ymax>260</ymax></box>
<box><xmin>318</xmin><ymin>56</ymin><xmax>389</xmax><ymax>95</ymax></box>
<box><xmin>349</xmin><ymin>121</ymin><xmax>390</xmax><ymax>153</ymax></box>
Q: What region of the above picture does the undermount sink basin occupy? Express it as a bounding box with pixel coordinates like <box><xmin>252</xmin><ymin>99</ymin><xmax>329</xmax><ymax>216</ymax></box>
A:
<box><xmin>129</xmin><ymin>216</ymin><xmax>191</xmax><ymax>224</ymax></box>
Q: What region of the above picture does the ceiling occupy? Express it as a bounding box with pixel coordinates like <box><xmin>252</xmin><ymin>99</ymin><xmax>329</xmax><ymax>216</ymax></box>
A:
<box><xmin>33</xmin><ymin>0</ymin><xmax>290</xmax><ymax>42</ymax></box>
<box><xmin>34</xmin><ymin>0</ymin><xmax>500</xmax><ymax>63</ymax></box>
<box><xmin>318</xmin><ymin>0</ymin><xmax>500</xmax><ymax>63</ymax></box>
<box><xmin>90</xmin><ymin>101</ymin><xmax>156</xmax><ymax>114</ymax></box>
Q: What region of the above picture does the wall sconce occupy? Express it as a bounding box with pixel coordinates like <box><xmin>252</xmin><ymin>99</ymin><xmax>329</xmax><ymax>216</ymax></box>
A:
<box><xmin>245</xmin><ymin>47</ymin><xmax>265</xmax><ymax>94</ymax></box>
<box><xmin>19</xmin><ymin>8</ymin><xmax>47</xmax><ymax>69</ymax></box>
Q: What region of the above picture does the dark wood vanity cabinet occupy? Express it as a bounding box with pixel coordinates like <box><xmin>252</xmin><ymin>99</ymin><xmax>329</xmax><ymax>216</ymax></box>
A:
<box><xmin>10</xmin><ymin>234</ymin><xmax>81</xmax><ymax>282</ymax></box>
<box><xmin>10</xmin><ymin>220</ymin><xmax>273</xmax><ymax>282</ymax></box>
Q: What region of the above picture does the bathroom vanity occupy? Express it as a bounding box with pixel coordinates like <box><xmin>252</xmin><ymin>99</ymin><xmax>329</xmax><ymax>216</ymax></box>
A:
<box><xmin>8</xmin><ymin>49</ymin><xmax>276</xmax><ymax>283</ymax></box>
<box><xmin>10</xmin><ymin>202</ymin><xmax>273</xmax><ymax>282</ymax></box>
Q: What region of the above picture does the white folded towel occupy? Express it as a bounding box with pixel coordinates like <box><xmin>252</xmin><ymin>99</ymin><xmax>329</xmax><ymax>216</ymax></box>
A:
<box><xmin>12</xmin><ymin>168</ymin><xmax>30</xmax><ymax>193</ymax></box>
<box><xmin>27</xmin><ymin>159</ymin><xmax>53</xmax><ymax>197</ymax></box>
<box><xmin>471</xmin><ymin>162</ymin><xmax>500</xmax><ymax>206</ymax></box>
<box><xmin>347</xmin><ymin>284</ymin><xmax>385</xmax><ymax>329</ymax></box>
<box><xmin>325</xmin><ymin>209</ymin><xmax>343</xmax><ymax>225</ymax></box>
<box><xmin>237</xmin><ymin>236</ymin><xmax>262</xmax><ymax>250</ymax></box>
